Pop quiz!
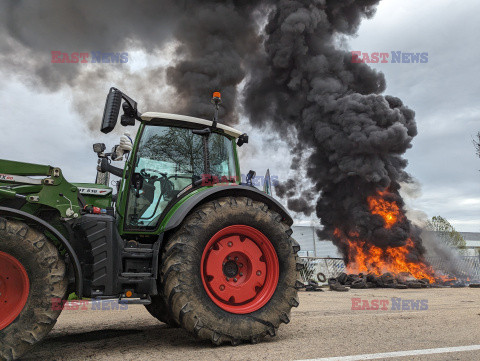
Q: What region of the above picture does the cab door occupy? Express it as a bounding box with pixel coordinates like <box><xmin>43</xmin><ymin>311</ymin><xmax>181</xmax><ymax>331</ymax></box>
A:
<box><xmin>117</xmin><ymin>122</ymin><xmax>238</xmax><ymax>234</ymax></box>
<box><xmin>119</xmin><ymin>125</ymin><xmax>204</xmax><ymax>230</ymax></box>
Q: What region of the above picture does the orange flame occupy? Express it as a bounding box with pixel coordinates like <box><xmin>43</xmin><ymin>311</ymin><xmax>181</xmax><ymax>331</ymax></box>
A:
<box><xmin>367</xmin><ymin>190</ymin><xmax>402</xmax><ymax>228</ymax></box>
<box><xmin>335</xmin><ymin>189</ymin><xmax>441</xmax><ymax>283</ymax></box>
<box><xmin>338</xmin><ymin>231</ymin><xmax>436</xmax><ymax>283</ymax></box>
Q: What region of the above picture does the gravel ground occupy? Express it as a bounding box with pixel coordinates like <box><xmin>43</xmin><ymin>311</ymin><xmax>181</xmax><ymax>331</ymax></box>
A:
<box><xmin>21</xmin><ymin>287</ymin><xmax>480</xmax><ymax>361</ymax></box>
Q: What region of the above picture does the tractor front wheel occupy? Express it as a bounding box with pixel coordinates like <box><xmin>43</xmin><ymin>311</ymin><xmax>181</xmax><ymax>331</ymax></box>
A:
<box><xmin>0</xmin><ymin>218</ymin><xmax>67</xmax><ymax>360</ymax></box>
<box><xmin>145</xmin><ymin>293</ymin><xmax>179</xmax><ymax>328</ymax></box>
<box><xmin>160</xmin><ymin>197</ymin><xmax>302</xmax><ymax>345</ymax></box>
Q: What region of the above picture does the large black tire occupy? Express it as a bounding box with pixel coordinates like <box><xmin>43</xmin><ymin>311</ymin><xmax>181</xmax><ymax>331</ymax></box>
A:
<box><xmin>0</xmin><ymin>218</ymin><xmax>67</xmax><ymax>361</ymax></box>
<box><xmin>145</xmin><ymin>293</ymin><xmax>179</xmax><ymax>327</ymax></box>
<box><xmin>161</xmin><ymin>196</ymin><xmax>302</xmax><ymax>345</ymax></box>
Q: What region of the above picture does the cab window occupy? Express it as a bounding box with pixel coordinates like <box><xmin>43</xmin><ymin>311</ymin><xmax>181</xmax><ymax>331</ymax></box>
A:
<box><xmin>125</xmin><ymin>125</ymin><xmax>236</xmax><ymax>228</ymax></box>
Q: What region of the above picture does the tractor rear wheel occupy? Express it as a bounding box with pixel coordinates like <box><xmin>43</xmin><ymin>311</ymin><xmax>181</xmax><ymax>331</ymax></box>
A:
<box><xmin>161</xmin><ymin>197</ymin><xmax>302</xmax><ymax>345</ymax></box>
<box><xmin>0</xmin><ymin>217</ymin><xmax>67</xmax><ymax>360</ymax></box>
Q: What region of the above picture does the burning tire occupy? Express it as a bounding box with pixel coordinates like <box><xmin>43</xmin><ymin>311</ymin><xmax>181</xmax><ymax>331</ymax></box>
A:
<box><xmin>161</xmin><ymin>197</ymin><xmax>301</xmax><ymax>345</ymax></box>
<box><xmin>0</xmin><ymin>218</ymin><xmax>67</xmax><ymax>360</ymax></box>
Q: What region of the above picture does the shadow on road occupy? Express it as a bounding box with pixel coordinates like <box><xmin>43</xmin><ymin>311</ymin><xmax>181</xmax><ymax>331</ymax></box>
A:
<box><xmin>40</xmin><ymin>328</ymin><xmax>146</xmax><ymax>344</ymax></box>
<box><xmin>21</xmin><ymin>323</ymin><xmax>213</xmax><ymax>360</ymax></box>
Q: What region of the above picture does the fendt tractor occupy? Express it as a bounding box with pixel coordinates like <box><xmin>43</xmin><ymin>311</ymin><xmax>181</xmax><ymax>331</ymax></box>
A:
<box><xmin>0</xmin><ymin>88</ymin><xmax>302</xmax><ymax>360</ymax></box>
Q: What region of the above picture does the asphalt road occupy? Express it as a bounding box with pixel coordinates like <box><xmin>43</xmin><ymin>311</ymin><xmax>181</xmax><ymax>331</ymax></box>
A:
<box><xmin>22</xmin><ymin>288</ymin><xmax>480</xmax><ymax>361</ymax></box>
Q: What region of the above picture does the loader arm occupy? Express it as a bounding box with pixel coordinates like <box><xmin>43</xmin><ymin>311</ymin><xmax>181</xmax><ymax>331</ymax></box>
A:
<box><xmin>0</xmin><ymin>159</ymin><xmax>82</xmax><ymax>218</ymax></box>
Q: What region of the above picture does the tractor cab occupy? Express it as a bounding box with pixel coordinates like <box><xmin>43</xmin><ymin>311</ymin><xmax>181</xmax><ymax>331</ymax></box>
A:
<box><xmin>96</xmin><ymin>88</ymin><xmax>249</xmax><ymax>234</ymax></box>
<box><xmin>121</xmin><ymin>113</ymin><xmax>242</xmax><ymax>229</ymax></box>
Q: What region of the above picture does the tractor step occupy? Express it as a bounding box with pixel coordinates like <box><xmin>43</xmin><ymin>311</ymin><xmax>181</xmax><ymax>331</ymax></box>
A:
<box><xmin>123</xmin><ymin>247</ymin><xmax>154</xmax><ymax>253</ymax></box>
<box><xmin>120</xmin><ymin>272</ymin><xmax>153</xmax><ymax>278</ymax></box>
<box><xmin>122</xmin><ymin>247</ymin><xmax>154</xmax><ymax>259</ymax></box>
<box><xmin>119</xmin><ymin>298</ymin><xmax>152</xmax><ymax>305</ymax></box>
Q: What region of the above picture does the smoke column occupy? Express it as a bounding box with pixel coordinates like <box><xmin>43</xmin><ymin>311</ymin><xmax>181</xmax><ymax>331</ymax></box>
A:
<box><xmin>165</xmin><ymin>2</ymin><xmax>261</xmax><ymax>123</ymax></box>
<box><xmin>243</xmin><ymin>0</ymin><xmax>428</xmax><ymax>266</ymax></box>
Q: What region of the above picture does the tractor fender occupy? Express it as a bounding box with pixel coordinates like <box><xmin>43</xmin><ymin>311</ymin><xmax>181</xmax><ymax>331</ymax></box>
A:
<box><xmin>0</xmin><ymin>206</ymin><xmax>83</xmax><ymax>297</ymax></box>
<box><xmin>164</xmin><ymin>185</ymin><xmax>293</xmax><ymax>232</ymax></box>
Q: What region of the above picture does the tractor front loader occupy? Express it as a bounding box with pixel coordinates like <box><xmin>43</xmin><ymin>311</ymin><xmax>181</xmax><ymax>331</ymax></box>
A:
<box><xmin>0</xmin><ymin>88</ymin><xmax>302</xmax><ymax>360</ymax></box>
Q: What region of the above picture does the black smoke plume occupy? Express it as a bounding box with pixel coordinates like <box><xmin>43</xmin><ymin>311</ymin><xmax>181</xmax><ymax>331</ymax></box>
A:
<box><xmin>165</xmin><ymin>2</ymin><xmax>261</xmax><ymax>123</ymax></box>
<box><xmin>243</xmin><ymin>0</ymin><xmax>429</xmax><ymax>265</ymax></box>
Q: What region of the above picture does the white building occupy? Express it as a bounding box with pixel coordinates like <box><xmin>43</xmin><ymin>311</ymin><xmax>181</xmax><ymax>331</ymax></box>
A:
<box><xmin>460</xmin><ymin>232</ymin><xmax>480</xmax><ymax>256</ymax></box>
<box><xmin>291</xmin><ymin>225</ymin><xmax>341</xmax><ymax>258</ymax></box>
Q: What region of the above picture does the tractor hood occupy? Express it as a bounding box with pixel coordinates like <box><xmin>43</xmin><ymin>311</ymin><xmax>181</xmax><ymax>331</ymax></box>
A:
<box><xmin>73</xmin><ymin>183</ymin><xmax>113</xmax><ymax>210</ymax></box>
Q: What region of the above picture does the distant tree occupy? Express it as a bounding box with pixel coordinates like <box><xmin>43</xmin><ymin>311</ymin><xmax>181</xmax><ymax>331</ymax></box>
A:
<box><xmin>427</xmin><ymin>215</ymin><xmax>466</xmax><ymax>249</ymax></box>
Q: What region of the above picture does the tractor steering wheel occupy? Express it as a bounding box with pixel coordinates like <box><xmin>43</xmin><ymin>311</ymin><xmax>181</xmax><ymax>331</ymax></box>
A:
<box><xmin>140</xmin><ymin>168</ymin><xmax>167</xmax><ymax>181</ymax></box>
<box><xmin>139</xmin><ymin>168</ymin><xmax>174</xmax><ymax>199</ymax></box>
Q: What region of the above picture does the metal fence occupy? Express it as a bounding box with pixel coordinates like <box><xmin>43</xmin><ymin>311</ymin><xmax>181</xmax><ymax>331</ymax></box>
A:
<box><xmin>300</xmin><ymin>256</ymin><xmax>480</xmax><ymax>283</ymax></box>
<box><xmin>300</xmin><ymin>257</ymin><xmax>346</xmax><ymax>283</ymax></box>
<box><xmin>425</xmin><ymin>256</ymin><xmax>480</xmax><ymax>279</ymax></box>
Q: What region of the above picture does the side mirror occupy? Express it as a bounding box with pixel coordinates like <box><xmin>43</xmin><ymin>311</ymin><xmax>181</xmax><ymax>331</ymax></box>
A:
<box><xmin>93</xmin><ymin>143</ymin><xmax>106</xmax><ymax>154</ymax></box>
<box><xmin>101</xmin><ymin>88</ymin><xmax>122</xmax><ymax>134</ymax></box>
<box><xmin>101</xmin><ymin>87</ymin><xmax>141</xmax><ymax>133</ymax></box>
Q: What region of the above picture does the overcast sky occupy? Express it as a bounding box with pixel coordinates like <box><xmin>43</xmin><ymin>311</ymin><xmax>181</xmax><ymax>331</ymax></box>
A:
<box><xmin>0</xmin><ymin>0</ymin><xmax>479</xmax><ymax>231</ymax></box>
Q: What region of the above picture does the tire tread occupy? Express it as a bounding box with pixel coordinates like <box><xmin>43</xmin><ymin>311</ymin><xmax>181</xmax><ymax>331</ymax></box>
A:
<box><xmin>0</xmin><ymin>218</ymin><xmax>67</xmax><ymax>361</ymax></box>
<box><xmin>160</xmin><ymin>197</ymin><xmax>302</xmax><ymax>345</ymax></box>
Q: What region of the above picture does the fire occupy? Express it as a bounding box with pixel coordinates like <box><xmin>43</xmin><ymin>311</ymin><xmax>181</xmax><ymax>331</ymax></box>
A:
<box><xmin>335</xmin><ymin>189</ymin><xmax>439</xmax><ymax>284</ymax></box>
<box><xmin>337</xmin><ymin>230</ymin><xmax>436</xmax><ymax>283</ymax></box>
<box><xmin>367</xmin><ymin>190</ymin><xmax>402</xmax><ymax>228</ymax></box>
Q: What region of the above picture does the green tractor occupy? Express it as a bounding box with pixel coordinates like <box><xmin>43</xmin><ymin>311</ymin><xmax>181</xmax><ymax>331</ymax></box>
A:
<box><xmin>0</xmin><ymin>88</ymin><xmax>302</xmax><ymax>360</ymax></box>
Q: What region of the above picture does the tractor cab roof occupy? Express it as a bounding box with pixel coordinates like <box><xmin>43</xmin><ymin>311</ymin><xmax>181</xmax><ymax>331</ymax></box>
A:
<box><xmin>140</xmin><ymin>112</ymin><xmax>243</xmax><ymax>139</ymax></box>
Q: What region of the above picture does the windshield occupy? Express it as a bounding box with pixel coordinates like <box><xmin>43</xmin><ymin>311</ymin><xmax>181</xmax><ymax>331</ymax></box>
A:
<box><xmin>125</xmin><ymin>125</ymin><xmax>236</xmax><ymax>228</ymax></box>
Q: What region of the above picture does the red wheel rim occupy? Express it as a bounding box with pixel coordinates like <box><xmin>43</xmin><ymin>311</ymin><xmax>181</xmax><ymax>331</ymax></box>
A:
<box><xmin>0</xmin><ymin>251</ymin><xmax>30</xmax><ymax>330</ymax></box>
<box><xmin>201</xmin><ymin>225</ymin><xmax>279</xmax><ymax>314</ymax></box>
